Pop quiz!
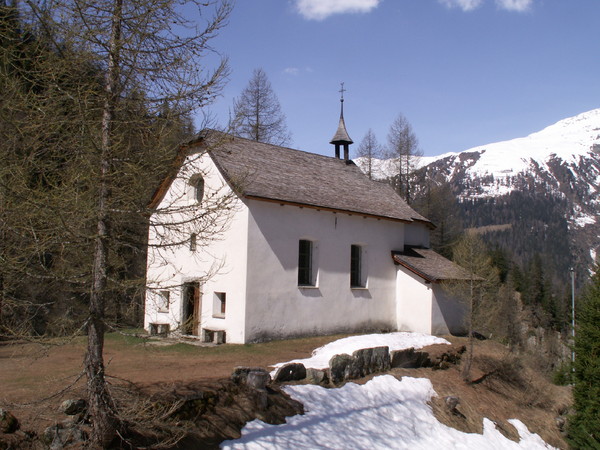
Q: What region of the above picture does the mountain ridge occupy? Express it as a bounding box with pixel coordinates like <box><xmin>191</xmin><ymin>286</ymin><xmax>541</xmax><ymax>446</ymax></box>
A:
<box><xmin>420</xmin><ymin>108</ymin><xmax>600</xmax><ymax>281</ymax></box>
<box><xmin>359</xmin><ymin>108</ymin><xmax>600</xmax><ymax>282</ymax></box>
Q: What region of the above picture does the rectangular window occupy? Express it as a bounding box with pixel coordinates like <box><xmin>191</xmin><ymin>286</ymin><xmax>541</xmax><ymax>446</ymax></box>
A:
<box><xmin>350</xmin><ymin>245</ymin><xmax>365</xmax><ymax>288</ymax></box>
<box><xmin>190</xmin><ymin>233</ymin><xmax>197</xmax><ymax>252</ymax></box>
<box><xmin>298</xmin><ymin>239</ymin><xmax>313</xmax><ymax>286</ymax></box>
<box><xmin>157</xmin><ymin>290</ymin><xmax>170</xmax><ymax>312</ymax></box>
<box><xmin>213</xmin><ymin>292</ymin><xmax>226</xmax><ymax>318</ymax></box>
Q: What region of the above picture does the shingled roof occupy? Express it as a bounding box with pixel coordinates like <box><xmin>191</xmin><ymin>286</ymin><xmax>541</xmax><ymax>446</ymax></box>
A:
<box><xmin>196</xmin><ymin>131</ymin><xmax>430</xmax><ymax>225</ymax></box>
<box><xmin>392</xmin><ymin>247</ymin><xmax>475</xmax><ymax>283</ymax></box>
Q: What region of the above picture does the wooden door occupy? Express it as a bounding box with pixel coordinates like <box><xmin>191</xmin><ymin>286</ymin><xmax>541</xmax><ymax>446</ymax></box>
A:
<box><xmin>182</xmin><ymin>282</ymin><xmax>201</xmax><ymax>335</ymax></box>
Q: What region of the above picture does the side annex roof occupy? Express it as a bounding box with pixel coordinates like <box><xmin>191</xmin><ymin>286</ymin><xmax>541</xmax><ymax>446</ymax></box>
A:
<box><xmin>392</xmin><ymin>247</ymin><xmax>476</xmax><ymax>283</ymax></box>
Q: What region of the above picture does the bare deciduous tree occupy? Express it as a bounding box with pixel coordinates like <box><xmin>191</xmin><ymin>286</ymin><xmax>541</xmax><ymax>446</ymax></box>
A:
<box><xmin>445</xmin><ymin>233</ymin><xmax>499</xmax><ymax>380</ymax></box>
<box><xmin>1</xmin><ymin>0</ymin><xmax>233</xmax><ymax>446</ymax></box>
<box><xmin>355</xmin><ymin>128</ymin><xmax>382</xmax><ymax>180</ymax></box>
<box><xmin>386</xmin><ymin>114</ymin><xmax>422</xmax><ymax>204</ymax></box>
<box><xmin>232</xmin><ymin>68</ymin><xmax>292</xmax><ymax>146</ymax></box>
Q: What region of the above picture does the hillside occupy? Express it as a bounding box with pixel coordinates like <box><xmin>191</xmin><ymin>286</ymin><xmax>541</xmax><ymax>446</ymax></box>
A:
<box><xmin>0</xmin><ymin>333</ymin><xmax>570</xmax><ymax>448</ymax></box>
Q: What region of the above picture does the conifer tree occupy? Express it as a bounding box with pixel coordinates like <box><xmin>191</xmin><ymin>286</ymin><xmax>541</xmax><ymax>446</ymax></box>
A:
<box><xmin>411</xmin><ymin>179</ymin><xmax>462</xmax><ymax>258</ymax></box>
<box><xmin>568</xmin><ymin>263</ymin><xmax>600</xmax><ymax>448</ymax></box>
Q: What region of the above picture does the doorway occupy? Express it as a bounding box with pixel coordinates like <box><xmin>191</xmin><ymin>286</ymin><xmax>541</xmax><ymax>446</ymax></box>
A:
<box><xmin>182</xmin><ymin>281</ymin><xmax>201</xmax><ymax>335</ymax></box>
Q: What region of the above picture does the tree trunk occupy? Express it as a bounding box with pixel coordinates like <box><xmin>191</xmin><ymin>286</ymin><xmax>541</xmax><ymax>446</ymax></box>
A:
<box><xmin>0</xmin><ymin>266</ymin><xmax>4</xmax><ymax>330</ymax></box>
<box><xmin>0</xmin><ymin>217</ymin><xmax>4</xmax><ymax>329</ymax></box>
<box><xmin>462</xmin><ymin>279</ymin><xmax>475</xmax><ymax>381</ymax></box>
<box><xmin>85</xmin><ymin>0</ymin><xmax>122</xmax><ymax>445</ymax></box>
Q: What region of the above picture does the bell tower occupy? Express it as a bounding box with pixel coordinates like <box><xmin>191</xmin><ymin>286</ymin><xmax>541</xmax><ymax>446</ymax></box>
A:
<box><xmin>330</xmin><ymin>82</ymin><xmax>353</xmax><ymax>161</ymax></box>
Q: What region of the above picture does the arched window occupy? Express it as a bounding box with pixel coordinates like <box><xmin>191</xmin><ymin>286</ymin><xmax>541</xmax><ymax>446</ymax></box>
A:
<box><xmin>190</xmin><ymin>175</ymin><xmax>204</xmax><ymax>203</ymax></box>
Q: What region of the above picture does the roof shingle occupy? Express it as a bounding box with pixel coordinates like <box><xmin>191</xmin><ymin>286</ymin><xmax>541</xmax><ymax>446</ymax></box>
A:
<box><xmin>392</xmin><ymin>247</ymin><xmax>475</xmax><ymax>282</ymax></box>
<box><xmin>199</xmin><ymin>131</ymin><xmax>430</xmax><ymax>224</ymax></box>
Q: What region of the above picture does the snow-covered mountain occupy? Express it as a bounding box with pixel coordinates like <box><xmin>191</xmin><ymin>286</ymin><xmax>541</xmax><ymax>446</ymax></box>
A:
<box><xmin>425</xmin><ymin>109</ymin><xmax>599</xmax><ymax>214</ymax></box>
<box><xmin>420</xmin><ymin>109</ymin><xmax>600</xmax><ymax>277</ymax></box>
<box><xmin>362</xmin><ymin>109</ymin><xmax>600</xmax><ymax>278</ymax></box>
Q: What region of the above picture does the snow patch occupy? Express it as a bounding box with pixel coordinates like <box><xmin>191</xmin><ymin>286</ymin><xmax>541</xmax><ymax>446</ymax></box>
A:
<box><xmin>571</xmin><ymin>204</ymin><xmax>597</xmax><ymax>227</ymax></box>
<box><xmin>222</xmin><ymin>375</ymin><xmax>555</xmax><ymax>449</ymax></box>
<box><xmin>270</xmin><ymin>332</ymin><xmax>449</xmax><ymax>374</ymax></box>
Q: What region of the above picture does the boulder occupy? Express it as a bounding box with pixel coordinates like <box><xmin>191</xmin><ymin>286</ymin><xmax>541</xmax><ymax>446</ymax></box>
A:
<box><xmin>390</xmin><ymin>348</ymin><xmax>431</xmax><ymax>368</ymax></box>
<box><xmin>274</xmin><ymin>363</ymin><xmax>307</xmax><ymax>382</ymax></box>
<box><xmin>44</xmin><ymin>422</ymin><xmax>87</xmax><ymax>449</ymax></box>
<box><xmin>350</xmin><ymin>346</ymin><xmax>391</xmax><ymax>378</ymax></box>
<box><xmin>305</xmin><ymin>368</ymin><xmax>328</xmax><ymax>385</ymax></box>
<box><xmin>370</xmin><ymin>346</ymin><xmax>391</xmax><ymax>373</ymax></box>
<box><xmin>444</xmin><ymin>396</ymin><xmax>460</xmax><ymax>412</ymax></box>
<box><xmin>59</xmin><ymin>398</ymin><xmax>87</xmax><ymax>416</ymax></box>
<box><xmin>231</xmin><ymin>366</ymin><xmax>266</xmax><ymax>384</ymax></box>
<box><xmin>351</xmin><ymin>348</ymin><xmax>370</xmax><ymax>378</ymax></box>
<box><xmin>344</xmin><ymin>357</ymin><xmax>363</xmax><ymax>380</ymax></box>
<box><xmin>329</xmin><ymin>354</ymin><xmax>353</xmax><ymax>385</ymax></box>
<box><xmin>247</xmin><ymin>370</ymin><xmax>271</xmax><ymax>390</ymax></box>
<box><xmin>0</xmin><ymin>409</ymin><xmax>19</xmax><ymax>434</ymax></box>
<box><xmin>431</xmin><ymin>345</ymin><xmax>466</xmax><ymax>370</ymax></box>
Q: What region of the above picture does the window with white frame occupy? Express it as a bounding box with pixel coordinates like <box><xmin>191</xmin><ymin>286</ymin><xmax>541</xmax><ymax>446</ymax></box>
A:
<box><xmin>190</xmin><ymin>233</ymin><xmax>197</xmax><ymax>252</ymax></box>
<box><xmin>213</xmin><ymin>292</ymin><xmax>226</xmax><ymax>318</ymax></box>
<box><xmin>157</xmin><ymin>290</ymin><xmax>170</xmax><ymax>312</ymax></box>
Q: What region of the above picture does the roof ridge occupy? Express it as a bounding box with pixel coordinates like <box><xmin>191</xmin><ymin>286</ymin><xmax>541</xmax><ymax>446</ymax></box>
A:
<box><xmin>200</xmin><ymin>128</ymin><xmax>343</xmax><ymax>162</ymax></box>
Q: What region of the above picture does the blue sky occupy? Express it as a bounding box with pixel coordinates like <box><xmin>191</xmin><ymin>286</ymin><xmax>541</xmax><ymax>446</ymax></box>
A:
<box><xmin>205</xmin><ymin>0</ymin><xmax>600</xmax><ymax>157</ymax></box>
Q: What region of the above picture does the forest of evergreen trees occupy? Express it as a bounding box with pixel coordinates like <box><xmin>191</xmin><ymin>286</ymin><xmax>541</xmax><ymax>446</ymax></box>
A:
<box><xmin>410</xmin><ymin>177</ymin><xmax>577</xmax><ymax>337</ymax></box>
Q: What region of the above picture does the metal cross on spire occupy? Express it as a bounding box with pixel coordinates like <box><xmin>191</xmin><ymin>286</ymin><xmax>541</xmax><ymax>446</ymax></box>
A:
<box><xmin>339</xmin><ymin>82</ymin><xmax>346</xmax><ymax>102</ymax></box>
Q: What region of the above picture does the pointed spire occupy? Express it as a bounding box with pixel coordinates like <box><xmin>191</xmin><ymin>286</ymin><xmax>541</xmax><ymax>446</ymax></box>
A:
<box><xmin>330</xmin><ymin>82</ymin><xmax>353</xmax><ymax>160</ymax></box>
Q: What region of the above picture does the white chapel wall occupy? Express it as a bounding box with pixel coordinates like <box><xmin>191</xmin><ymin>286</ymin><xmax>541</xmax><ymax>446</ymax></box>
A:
<box><xmin>395</xmin><ymin>267</ymin><xmax>433</xmax><ymax>334</ymax></box>
<box><xmin>242</xmin><ymin>200</ymin><xmax>406</xmax><ymax>342</ymax></box>
<box><xmin>144</xmin><ymin>149</ymin><xmax>250</xmax><ymax>343</ymax></box>
<box><xmin>404</xmin><ymin>222</ymin><xmax>430</xmax><ymax>248</ymax></box>
<box><xmin>431</xmin><ymin>284</ymin><xmax>468</xmax><ymax>335</ymax></box>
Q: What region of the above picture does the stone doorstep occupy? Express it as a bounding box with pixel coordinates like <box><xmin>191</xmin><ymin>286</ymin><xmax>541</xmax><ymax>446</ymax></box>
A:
<box><xmin>203</xmin><ymin>329</ymin><xmax>226</xmax><ymax>344</ymax></box>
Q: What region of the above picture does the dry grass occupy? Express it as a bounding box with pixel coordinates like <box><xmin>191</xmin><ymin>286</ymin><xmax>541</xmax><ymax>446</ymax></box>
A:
<box><xmin>466</xmin><ymin>224</ymin><xmax>513</xmax><ymax>234</ymax></box>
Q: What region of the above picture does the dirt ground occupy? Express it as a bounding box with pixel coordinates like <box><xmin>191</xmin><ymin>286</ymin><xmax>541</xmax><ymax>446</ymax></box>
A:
<box><xmin>0</xmin><ymin>332</ymin><xmax>343</xmax><ymax>440</ymax></box>
<box><xmin>0</xmin><ymin>333</ymin><xmax>342</xmax><ymax>401</ymax></box>
<box><xmin>0</xmin><ymin>332</ymin><xmax>572</xmax><ymax>449</ymax></box>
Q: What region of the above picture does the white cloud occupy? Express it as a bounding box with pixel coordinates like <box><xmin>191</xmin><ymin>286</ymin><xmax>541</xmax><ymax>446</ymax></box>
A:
<box><xmin>495</xmin><ymin>0</ymin><xmax>533</xmax><ymax>12</ymax></box>
<box><xmin>439</xmin><ymin>0</ymin><xmax>534</xmax><ymax>12</ymax></box>
<box><xmin>283</xmin><ymin>67</ymin><xmax>314</xmax><ymax>76</ymax></box>
<box><xmin>295</xmin><ymin>0</ymin><xmax>381</xmax><ymax>21</ymax></box>
<box><xmin>438</xmin><ymin>0</ymin><xmax>483</xmax><ymax>11</ymax></box>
